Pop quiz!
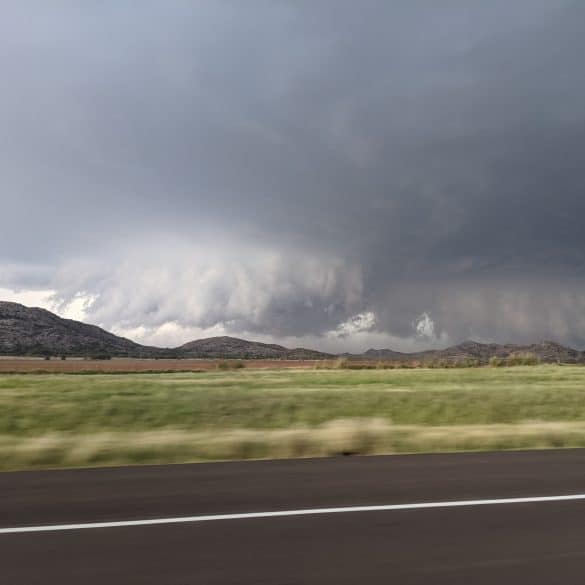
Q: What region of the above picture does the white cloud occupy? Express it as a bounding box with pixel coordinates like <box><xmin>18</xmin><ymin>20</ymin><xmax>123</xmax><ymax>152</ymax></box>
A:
<box><xmin>414</xmin><ymin>312</ymin><xmax>436</xmax><ymax>339</ymax></box>
<box><xmin>0</xmin><ymin>287</ymin><xmax>93</xmax><ymax>322</ymax></box>
<box><xmin>334</xmin><ymin>311</ymin><xmax>376</xmax><ymax>337</ymax></box>
<box><xmin>1</xmin><ymin>257</ymin><xmax>453</xmax><ymax>353</ymax></box>
<box><xmin>38</xmin><ymin>235</ymin><xmax>365</xmax><ymax>338</ymax></box>
<box><xmin>0</xmin><ymin>287</ymin><xmax>54</xmax><ymax>309</ymax></box>
<box><xmin>111</xmin><ymin>321</ymin><xmax>229</xmax><ymax>348</ymax></box>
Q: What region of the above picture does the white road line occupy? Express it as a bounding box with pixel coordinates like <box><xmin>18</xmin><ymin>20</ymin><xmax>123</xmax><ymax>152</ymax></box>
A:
<box><xmin>1</xmin><ymin>493</ymin><xmax>584</xmax><ymax>535</ymax></box>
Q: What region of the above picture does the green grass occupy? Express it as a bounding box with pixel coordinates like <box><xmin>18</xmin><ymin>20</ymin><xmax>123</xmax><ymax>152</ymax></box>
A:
<box><xmin>1</xmin><ymin>365</ymin><xmax>585</xmax><ymax>470</ymax></box>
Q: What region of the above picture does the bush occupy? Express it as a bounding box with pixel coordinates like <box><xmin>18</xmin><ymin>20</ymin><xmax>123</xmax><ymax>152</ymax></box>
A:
<box><xmin>457</xmin><ymin>358</ymin><xmax>481</xmax><ymax>368</ymax></box>
<box><xmin>315</xmin><ymin>358</ymin><xmax>349</xmax><ymax>370</ymax></box>
<box><xmin>507</xmin><ymin>352</ymin><xmax>540</xmax><ymax>366</ymax></box>
<box><xmin>489</xmin><ymin>353</ymin><xmax>540</xmax><ymax>367</ymax></box>
<box><xmin>216</xmin><ymin>361</ymin><xmax>245</xmax><ymax>370</ymax></box>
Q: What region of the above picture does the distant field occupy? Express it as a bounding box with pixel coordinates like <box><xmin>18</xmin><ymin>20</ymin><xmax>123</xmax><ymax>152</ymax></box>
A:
<box><xmin>0</xmin><ymin>357</ymin><xmax>318</xmax><ymax>373</ymax></box>
<box><xmin>1</xmin><ymin>365</ymin><xmax>585</xmax><ymax>470</ymax></box>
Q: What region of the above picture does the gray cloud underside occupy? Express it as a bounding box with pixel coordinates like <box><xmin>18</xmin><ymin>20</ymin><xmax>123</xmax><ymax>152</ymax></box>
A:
<box><xmin>1</xmin><ymin>0</ymin><xmax>585</xmax><ymax>349</ymax></box>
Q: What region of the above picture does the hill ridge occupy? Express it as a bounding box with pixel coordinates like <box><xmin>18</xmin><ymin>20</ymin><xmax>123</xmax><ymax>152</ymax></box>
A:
<box><xmin>0</xmin><ymin>301</ymin><xmax>331</xmax><ymax>359</ymax></box>
<box><xmin>357</xmin><ymin>338</ymin><xmax>585</xmax><ymax>364</ymax></box>
<box><xmin>1</xmin><ymin>301</ymin><xmax>583</xmax><ymax>362</ymax></box>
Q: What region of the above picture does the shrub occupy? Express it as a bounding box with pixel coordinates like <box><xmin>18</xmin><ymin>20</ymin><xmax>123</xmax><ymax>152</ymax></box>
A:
<box><xmin>216</xmin><ymin>360</ymin><xmax>245</xmax><ymax>370</ymax></box>
<box><xmin>507</xmin><ymin>352</ymin><xmax>540</xmax><ymax>366</ymax></box>
<box><xmin>488</xmin><ymin>352</ymin><xmax>540</xmax><ymax>367</ymax></box>
<box><xmin>457</xmin><ymin>358</ymin><xmax>481</xmax><ymax>368</ymax></box>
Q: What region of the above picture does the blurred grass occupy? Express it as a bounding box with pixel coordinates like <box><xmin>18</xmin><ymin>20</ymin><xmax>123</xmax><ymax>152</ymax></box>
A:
<box><xmin>2</xmin><ymin>365</ymin><xmax>585</xmax><ymax>469</ymax></box>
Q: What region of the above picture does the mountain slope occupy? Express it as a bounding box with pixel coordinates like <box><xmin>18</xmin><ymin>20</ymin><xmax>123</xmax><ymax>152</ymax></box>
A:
<box><xmin>0</xmin><ymin>301</ymin><xmax>146</xmax><ymax>356</ymax></box>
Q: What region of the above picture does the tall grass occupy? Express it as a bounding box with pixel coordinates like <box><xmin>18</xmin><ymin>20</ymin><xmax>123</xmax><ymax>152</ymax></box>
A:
<box><xmin>2</xmin><ymin>420</ymin><xmax>585</xmax><ymax>470</ymax></box>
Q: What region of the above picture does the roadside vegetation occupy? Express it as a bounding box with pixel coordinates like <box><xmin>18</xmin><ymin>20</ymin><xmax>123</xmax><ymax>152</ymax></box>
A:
<box><xmin>1</xmin><ymin>364</ymin><xmax>585</xmax><ymax>470</ymax></box>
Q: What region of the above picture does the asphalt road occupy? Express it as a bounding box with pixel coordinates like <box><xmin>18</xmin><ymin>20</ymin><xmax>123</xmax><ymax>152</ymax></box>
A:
<box><xmin>2</xmin><ymin>449</ymin><xmax>585</xmax><ymax>584</ymax></box>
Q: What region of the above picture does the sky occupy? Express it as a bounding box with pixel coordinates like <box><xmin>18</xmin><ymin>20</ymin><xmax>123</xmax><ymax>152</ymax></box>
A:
<box><xmin>1</xmin><ymin>0</ymin><xmax>585</xmax><ymax>352</ymax></box>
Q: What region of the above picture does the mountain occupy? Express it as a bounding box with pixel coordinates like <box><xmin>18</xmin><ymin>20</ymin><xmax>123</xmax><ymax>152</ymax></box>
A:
<box><xmin>0</xmin><ymin>301</ymin><xmax>331</xmax><ymax>359</ymax></box>
<box><xmin>1</xmin><ymin>301</ymin><xmax>583</xmax><ymax>363</ymax></box>
<box><xmin>353</xmin><ymin>340</ymin><xmax>585</xmax><ymax>364</ymax></box>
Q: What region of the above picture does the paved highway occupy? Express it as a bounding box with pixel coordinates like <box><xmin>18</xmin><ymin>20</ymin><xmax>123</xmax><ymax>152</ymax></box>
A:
<box><xmin>2</xmin><ymin>449</ymin><xmax>585</xmax><ymax>583</ymax></box>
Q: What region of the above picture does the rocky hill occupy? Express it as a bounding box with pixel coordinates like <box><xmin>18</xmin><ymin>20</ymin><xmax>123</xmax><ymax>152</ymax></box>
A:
<box><xmin>1</xmin><ymin>301</ymin><xmax>583</xmax><ymax>362</ymax></box>
<box><xmin>353</xmin><ymin>340</ymin><xmax>585</xmax><ymax>364</ymax></box>
<box><xmin>178</xmin><ymin>336</ymin><xmax>331</xmax><ymax>359</ymax></box>
<box><xmin>0</xmin><ymin>301</ymin><xmax>147</xmax><ymax>357</ymax></box>
<box><xmin>0</xmin><ymin>302</ymin><xmax>331</xmax><ymax>359</ymax></box>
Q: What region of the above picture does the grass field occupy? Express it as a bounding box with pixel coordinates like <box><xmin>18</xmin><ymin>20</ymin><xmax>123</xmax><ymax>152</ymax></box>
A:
<box><xmin>2</xmin><ymin>365</ymin><xmax>585</xmax><ymax>470</ymax></box>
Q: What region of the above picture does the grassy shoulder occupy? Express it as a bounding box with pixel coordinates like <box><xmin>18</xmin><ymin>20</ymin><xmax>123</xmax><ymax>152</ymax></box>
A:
<box><xmin>1</xmin><ymin>365</ymin><xmax>585</xmax><ymax>470</ymax></box>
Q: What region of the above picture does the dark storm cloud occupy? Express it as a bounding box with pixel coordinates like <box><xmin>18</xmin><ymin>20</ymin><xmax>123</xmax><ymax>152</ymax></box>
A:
<box><xmin>1</xmin><ymin>0</ymin><xmax>584</xmax><ymax>348</ymax></box>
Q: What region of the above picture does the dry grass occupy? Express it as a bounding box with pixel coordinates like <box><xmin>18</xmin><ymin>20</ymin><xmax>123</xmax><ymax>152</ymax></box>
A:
<box><xmin>3</xmin><ymin>419</ymin><xmax>585</xmax><ymax>470</ymax></box>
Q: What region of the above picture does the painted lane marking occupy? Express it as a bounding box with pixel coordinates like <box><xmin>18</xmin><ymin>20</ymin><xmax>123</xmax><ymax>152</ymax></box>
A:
<box><xmin>2</xmin><ymin>493</ymin><xmax>584</xmax><ymax>535</ymax></box>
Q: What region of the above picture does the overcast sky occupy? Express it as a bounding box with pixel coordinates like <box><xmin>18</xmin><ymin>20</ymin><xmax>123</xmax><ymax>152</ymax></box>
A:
<box><xmin>1</xmin><ymin>0</ymin><xmax>585</xmax><ymax>351</ymax></box>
